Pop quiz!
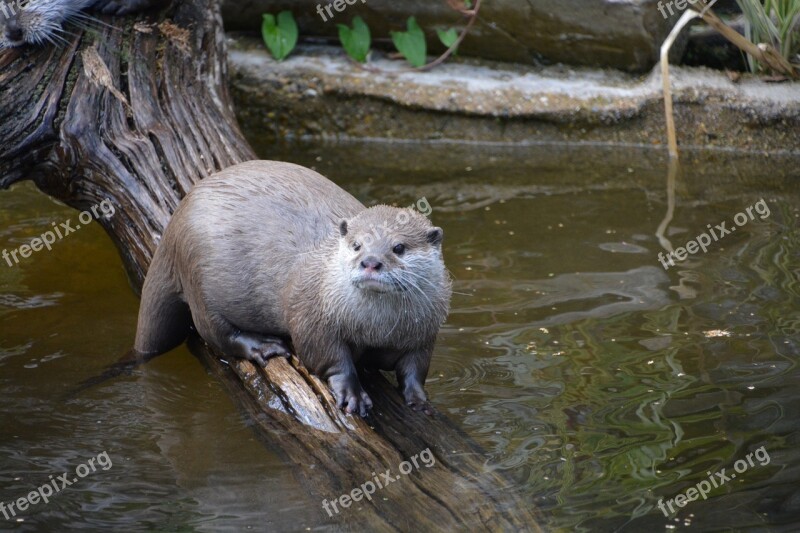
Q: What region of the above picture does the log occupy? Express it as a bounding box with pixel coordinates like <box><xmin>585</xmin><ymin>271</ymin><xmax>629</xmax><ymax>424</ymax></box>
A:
<box><xmin>0</xmin><ymin>1</ymin><xmax>540</xmax><ymax>530</ymax></box>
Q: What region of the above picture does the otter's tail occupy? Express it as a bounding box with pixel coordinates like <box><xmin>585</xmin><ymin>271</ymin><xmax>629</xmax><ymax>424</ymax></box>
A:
<box><xmin>133</xmin><ymin>245</ymin><xmax>192</xmax><ymax>356</ymax></box>
<box><xmin>65</xmin><ymin>348</ymin><xmax>163</xmax><ymax>398</ymax></box>
<box><xmin>66</xmin><ymin>248</ymin><xmax>191</xmax><ymax>398</ymax></box>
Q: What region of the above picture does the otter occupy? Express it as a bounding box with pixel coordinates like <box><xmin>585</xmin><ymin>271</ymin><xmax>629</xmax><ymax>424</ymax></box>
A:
<box><xmin>0</xmin><ymin>0</ymin><xmax>158</xmax><ymax>48</ymax></box>
<box><xmin>135</xmin><ymin>161</ymin><xmax>452</xmax><ymax>416</ymax></box>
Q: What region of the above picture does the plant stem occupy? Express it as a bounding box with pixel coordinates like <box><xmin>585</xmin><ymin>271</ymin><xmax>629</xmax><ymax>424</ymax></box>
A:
<box><xmin>356</xmin><ymin>0</ymin><xmax>482</xmax><ymax>74</ymax></box>
<box><xmin>415</xmin><ymin>0</ymin><xmax>482</xmax><ymax>72</ymax></box>
<box><xmin>661</xmin><ymin>9</ymin><xmax>700</xmax><ymax>160</ymax></box>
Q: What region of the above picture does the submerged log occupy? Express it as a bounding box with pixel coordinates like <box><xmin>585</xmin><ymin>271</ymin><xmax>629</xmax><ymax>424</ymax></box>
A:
<box><xmin>0</xmin><ymin>1</ymin><xmax>540</xmax><ymax>529</ymax></box>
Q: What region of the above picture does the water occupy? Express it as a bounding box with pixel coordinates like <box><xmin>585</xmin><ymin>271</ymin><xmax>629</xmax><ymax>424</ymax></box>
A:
<box><xmin>1</xmin><ymin>141</ymin><xmax>798</xmax><ymax>531</ymax></box>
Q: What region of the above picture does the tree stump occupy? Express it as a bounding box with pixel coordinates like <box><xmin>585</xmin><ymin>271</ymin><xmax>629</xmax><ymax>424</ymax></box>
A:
<box><xmin>0</xmin><ymin>1</ymin><xmax>540</xmax><ymax>529</ymax></box>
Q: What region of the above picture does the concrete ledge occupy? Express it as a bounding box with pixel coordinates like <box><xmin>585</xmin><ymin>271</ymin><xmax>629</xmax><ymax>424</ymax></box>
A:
<box><xmin>228</xmin><ymin>38</ymin><xmax>800</xmax><ymax>153</ymax></box>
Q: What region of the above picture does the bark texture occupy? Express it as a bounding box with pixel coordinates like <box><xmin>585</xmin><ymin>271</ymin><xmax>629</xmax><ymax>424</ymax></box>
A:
<box><xmin>0</xmin><ymin>1</ymin><xmax>540</xmax><ymax>529</ymax></box>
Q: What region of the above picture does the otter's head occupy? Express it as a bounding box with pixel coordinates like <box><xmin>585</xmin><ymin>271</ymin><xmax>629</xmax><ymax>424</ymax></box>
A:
<box><xmin>337</xmin><ymin>205</ymin><xmax>446</xmax><ymax>295</ymax></box>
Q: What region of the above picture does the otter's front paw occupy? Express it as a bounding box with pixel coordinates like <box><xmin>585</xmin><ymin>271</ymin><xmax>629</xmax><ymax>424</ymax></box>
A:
<box><xmin>403</xmin><ymin>385</ymin><xmax>433</xmax><ymax>416</ymax></box>
<box><xmin>329</xmin><ymin>374</ymin><xmax>373</xmax><ymax>417</ymax></box>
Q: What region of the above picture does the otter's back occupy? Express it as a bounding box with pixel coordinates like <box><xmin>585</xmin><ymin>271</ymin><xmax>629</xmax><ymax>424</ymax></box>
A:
<box><xmin>167</xmin><ymin>160</ymin><xmax>364</xmax><ymax>333</ymax></box>
<box><xmin>190</xmin><ymin>160</ymin><xmax>364</xmax><ymax>245</ymax></box>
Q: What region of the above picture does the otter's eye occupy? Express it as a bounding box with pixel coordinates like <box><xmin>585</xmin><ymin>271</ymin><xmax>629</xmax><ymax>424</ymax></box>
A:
<box><xmin>393</xmin><ymin>244</ymin><xmax>406</xmax><ymax>255</ymax></box>
<box><xmin>353</xmin><ymin>242</ymin><xmax>361</xmax><ymax>251</ymax></box>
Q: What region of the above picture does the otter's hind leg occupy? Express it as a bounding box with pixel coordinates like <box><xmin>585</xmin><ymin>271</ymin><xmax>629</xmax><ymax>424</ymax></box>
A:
<box><xmin>183</xmin><ymin>290</ymin><xmax>290</xmax><ymax>366</ymax></box>
<box><xmin>134</xmin><ymin>254</ymin><xmax>191</xmax><ymax>356</ymax></box>
<box><xmin>221</xmin><ymin>331</ymin><xmax>291</xmax><ymax>367</ymax></box>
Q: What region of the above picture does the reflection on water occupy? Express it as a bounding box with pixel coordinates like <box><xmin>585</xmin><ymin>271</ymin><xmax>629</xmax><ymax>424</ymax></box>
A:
<box><xmin>1</xmin><ymin>142</ymin><xmax>799</xmax><ymax>531</ymax></box>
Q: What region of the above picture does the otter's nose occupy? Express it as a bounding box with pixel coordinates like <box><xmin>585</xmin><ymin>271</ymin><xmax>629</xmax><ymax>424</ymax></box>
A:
<box><xmin>6</xmin><ymin>20</ymin><xmax>23</xmax><ymax>42</ymax></box>
<box><xmin>360</xmin><ymin>257</ymin><xmax>383</xmax><ymax>272</ymax></box>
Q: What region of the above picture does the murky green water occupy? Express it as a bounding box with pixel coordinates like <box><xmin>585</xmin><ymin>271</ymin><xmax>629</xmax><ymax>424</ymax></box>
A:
<box><xmin>1</xmin><ymin>141</ymin><xmax>799</xmax><ymax>531</ymax></box>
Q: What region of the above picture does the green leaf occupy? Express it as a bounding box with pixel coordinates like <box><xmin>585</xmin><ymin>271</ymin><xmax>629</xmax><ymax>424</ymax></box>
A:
<box><xmin>261</xmin><ymin>11</ymin><xmax>298</xmax><ymax>61</ymax></box>
<box><xmin>337</xmin><ymin>16</ymin><xmax>371</xmax><ymax>63</ymax></box>
<box><xmin>436</xmin><ymin>28</ymin><xmax>459</xmax><ymax>55</ymax></box>
<box><xmin>390</xmin><ymin>17</ymin><xmax>427</xmax><ymax>68</ymax></box>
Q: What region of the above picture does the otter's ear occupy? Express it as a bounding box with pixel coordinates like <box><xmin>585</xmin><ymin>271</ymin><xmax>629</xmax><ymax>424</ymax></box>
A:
<box><xmin>426</xmin><ymin>227</ymin><xmax>443</xmax><ymax>246</ymax></box>
<box><xmin>339</xmin><ymin>220</ymin><xmax>349</xmax><ymax>237</ymax></box>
